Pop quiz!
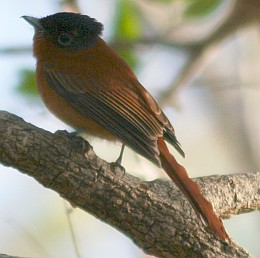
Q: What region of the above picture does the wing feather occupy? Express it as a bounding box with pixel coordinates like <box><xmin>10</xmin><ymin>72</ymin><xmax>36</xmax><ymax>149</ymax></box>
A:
<box><xmin>44</xmin><ymin>66</ymin><xmax>162</xmax><ymax>164</ymax></box>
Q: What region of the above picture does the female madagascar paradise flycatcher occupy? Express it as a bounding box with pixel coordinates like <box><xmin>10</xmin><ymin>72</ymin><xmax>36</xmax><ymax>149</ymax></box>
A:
<box><xmin>23</xmin><ymin>12</ymin><xmax>229</xmax><ymax>241</ymax></box>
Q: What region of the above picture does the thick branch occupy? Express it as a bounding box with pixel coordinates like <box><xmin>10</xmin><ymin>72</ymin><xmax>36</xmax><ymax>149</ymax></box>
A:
<box><xmin>0</xmin><ymin>111</ymin><xmax>258</xmax><ymax>257</ymax></box>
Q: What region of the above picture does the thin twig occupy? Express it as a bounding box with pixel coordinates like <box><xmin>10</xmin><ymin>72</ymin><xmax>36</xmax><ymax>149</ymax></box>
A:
<box><xmin>64</xmin><ymin>201</ymin><xmax>82</xmax><ymax>258</ymax></box>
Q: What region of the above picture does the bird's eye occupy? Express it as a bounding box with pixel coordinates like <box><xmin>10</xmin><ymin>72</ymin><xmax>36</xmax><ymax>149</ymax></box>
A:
<box><xmin>58</xmin><ymin>33</ymin><xmax>73</xmax><ymax>46</ymax></box>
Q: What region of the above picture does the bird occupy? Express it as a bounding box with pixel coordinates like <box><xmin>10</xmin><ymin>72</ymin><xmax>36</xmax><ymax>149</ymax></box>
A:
<box><xmin>22</xmin><ymin>12</ymin><xmax>229</xmax><ymax>241</ymax></box>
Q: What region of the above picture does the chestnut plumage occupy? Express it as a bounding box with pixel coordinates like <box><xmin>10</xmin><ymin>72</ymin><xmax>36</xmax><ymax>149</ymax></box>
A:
<box><xmin>23</xmin><ymin>12</ymin><xmax>229</xmax><ymax>241</ymax></box>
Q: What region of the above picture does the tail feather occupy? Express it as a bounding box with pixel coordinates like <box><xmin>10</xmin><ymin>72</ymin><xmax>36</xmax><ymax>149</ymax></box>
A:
<box><xmin>158</xmin><ymin>137</ymin><xmax>230</xmax><ymax>241</ymax></box>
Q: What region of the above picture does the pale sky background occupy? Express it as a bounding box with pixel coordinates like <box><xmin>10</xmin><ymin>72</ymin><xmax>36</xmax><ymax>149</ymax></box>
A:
<box><xmin>0</xmin><ymin>1</ymin><xmax>259</xmax><ymax>257</ymax></box>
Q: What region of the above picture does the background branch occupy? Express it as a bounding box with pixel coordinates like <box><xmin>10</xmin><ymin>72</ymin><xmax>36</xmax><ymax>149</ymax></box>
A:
<box><xmin>0</xmin><ymin>111</ymin><xmax>258</xmax><ymax>257</ymax></box>
<box><xmin>159</xmin><ymin>0</ymin><xmax>260</xmax><ymax>105</ymax></box>
<box><xmin>0</xmin><ymin>254</ymin><xmax>28</xmax><ymax>258</ymax></box>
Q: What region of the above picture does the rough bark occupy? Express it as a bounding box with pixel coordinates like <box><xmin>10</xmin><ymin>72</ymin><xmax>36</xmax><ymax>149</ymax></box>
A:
<box><xmin>0</xmin><ymin>111</ymin><xmax>259</xmax><ymax>257</ymax></box>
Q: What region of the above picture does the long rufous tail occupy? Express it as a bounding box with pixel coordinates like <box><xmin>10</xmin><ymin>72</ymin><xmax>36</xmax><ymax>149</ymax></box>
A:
<box><xmin>157</xmin><ymin>137</ymin><xmax>230</xmax><ymax>241</ymax></box>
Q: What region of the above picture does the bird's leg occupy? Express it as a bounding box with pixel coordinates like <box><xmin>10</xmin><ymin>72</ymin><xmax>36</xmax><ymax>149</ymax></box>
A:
<box><xmin>111</xmin><ymin>144</ymin><xmax>126</xmax><ymax>173</ymax></box>
<box><xmin>115</xmin><ymin>143</ymin><xmax>125</xmax><ymax>165</ymax></box>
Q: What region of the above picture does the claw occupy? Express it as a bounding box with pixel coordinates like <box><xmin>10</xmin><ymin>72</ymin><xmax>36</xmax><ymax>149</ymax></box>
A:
<box><xmin>110</xmin><ymin>161</ymin><xmax>126</xmax><ymax>174</ymax></box>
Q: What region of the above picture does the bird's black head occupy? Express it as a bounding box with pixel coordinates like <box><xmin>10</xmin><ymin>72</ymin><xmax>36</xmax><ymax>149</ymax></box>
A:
<box><xmin>23</xmin><ymin>12</ymin><xmax>103</xmax><ymax>52</ymax></box>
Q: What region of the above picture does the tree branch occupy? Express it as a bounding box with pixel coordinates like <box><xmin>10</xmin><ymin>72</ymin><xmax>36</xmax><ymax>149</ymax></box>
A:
<box><xmin>0</xmin><ymin>254</ymin><xmax>28</xmax><ymax>258</ymax></box>
<box><xmin>0</xmin><ymin>111</ymin><xmax>258</xmax><ymax>257</ymax></box>
<box><xmin>159</xmin><ymin>0</ymin><xmax>260</xmax><ymax>105</ymax></box>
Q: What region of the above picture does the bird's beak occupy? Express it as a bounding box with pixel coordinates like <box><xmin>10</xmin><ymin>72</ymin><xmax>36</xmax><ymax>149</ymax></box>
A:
<box><xmin>22</xmin><ymin>16</ymin><xmax>43</xmax><ymax>30</ymax></box>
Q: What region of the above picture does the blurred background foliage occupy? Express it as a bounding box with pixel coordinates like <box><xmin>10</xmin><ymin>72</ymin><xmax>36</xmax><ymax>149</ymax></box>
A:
<box><xmin>0</xmin><ymin>0</ymin><xmax>259</xmax><ymax>257</ymax></box>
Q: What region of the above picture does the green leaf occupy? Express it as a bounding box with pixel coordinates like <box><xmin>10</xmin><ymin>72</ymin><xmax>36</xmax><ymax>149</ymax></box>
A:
<box><xmin>114</xmin><ymin>0</ymin><xmax>142</xmax><ymax>40</ymax></box>
<box><xmin>147</xmin><ymin>0</ymin><xmax>176</xmax><ymax>3</ymax></box>
<box><xmin>185</xmin><ymin>0</ymin><xmax>223</xmax><ymax>18</ymax></box>
<box><xmin>113</xmin><ymin>0</ymin><xmax>142</xmax><ymax>68</ymax></box>
<box><xmin>16</xmin><ymin>68</ymin><xmax>38</xmax><ymax>96</ymax></box>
